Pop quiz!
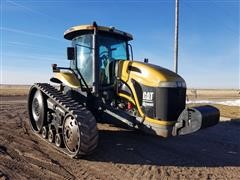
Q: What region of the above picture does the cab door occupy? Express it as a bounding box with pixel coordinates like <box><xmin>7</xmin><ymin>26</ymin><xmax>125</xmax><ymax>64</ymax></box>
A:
<box><xmin>73</xmin><ymin>35</ymin><xmax>94</xmax><ymax>86</ymax></box>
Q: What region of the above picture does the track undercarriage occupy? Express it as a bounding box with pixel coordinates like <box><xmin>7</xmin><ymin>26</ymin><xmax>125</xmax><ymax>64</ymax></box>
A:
<box><xmin>28</xmin><ymin>83</ymin><xmax>98</xmax><ymax>158</ymax></box>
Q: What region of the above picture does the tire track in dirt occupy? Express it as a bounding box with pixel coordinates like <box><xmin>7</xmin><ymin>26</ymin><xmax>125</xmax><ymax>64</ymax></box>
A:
<box><xmin>2</xmin><ymin>101</ymin><xmax>136</xmax><ymax>180</ymax></box>
<box><xmin>0</xmin><ymin>101</ymin><xmax>124</xmax><ymax>179</ymax></box>
<box><xmin>0</xmin><ymin>102</ymin><xmax>75</xmax><ymax>179</ymax></box>
<box><xmin>0</xmin><ymin>136</ymin><xmax>75</xmax><ymax>180</ymax></box>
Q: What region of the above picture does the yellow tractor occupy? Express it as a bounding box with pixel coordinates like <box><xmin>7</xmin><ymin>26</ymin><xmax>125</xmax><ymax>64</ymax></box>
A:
<box><xmin>28</xmin><ymin>22</ymin><xmax>219</xmax><ymax>158</ymax></box>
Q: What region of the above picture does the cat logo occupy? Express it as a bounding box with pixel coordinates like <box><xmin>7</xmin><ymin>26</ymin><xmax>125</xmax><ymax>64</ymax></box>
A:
<box><xmin>143</xmin><ymin>92</ymin><xmax>154</xmax><ymax>101</ymax></box>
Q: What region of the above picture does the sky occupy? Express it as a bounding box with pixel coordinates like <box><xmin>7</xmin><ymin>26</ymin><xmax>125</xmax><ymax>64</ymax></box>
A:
<box><xmin>0</xmin><ymin>0</ymin><xmax>239</xmax><ymax>89</ymax></box>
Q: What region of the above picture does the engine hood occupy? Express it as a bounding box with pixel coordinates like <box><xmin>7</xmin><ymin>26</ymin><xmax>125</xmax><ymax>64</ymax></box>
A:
<box><xmin>117</xmin><ymin>60</ymin><xmax>186</xmax><ymax>88</ymax></box>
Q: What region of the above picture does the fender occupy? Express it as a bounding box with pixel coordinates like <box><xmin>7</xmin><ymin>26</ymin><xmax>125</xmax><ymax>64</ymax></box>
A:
<box><xmin>54</xmin><ymin>72</ymin><xmax>80</xmax><ymax>89</ymax></box>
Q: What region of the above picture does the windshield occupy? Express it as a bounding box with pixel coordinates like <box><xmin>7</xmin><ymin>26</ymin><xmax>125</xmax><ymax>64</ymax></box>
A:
<box><xmin>72</xmin><ymin>34</ymin><xmax>128</xmax><ymax>87</ymax></box>
<box><xmin>98</xmin><ymin>36</ymin><xmax>128</xmax><ymax>85</ymax></box>
<box><xmin>98</xmin><ymin>36</ymin><xmax>128</xmax><ymax>61</ymax></box>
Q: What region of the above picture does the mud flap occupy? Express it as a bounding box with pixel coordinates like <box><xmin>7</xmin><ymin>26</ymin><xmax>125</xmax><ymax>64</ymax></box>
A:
<box><xmin>172</xmin><ymin>105</ymin><xmax>220</xmax><ymax>136</ymax></box>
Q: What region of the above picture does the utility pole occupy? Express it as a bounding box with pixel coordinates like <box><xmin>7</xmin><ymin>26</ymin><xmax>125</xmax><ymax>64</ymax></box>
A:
<box><xmin>174</xmin><ymin>0</ymin><xmax>179</xmax><ymax>74</ymax></box>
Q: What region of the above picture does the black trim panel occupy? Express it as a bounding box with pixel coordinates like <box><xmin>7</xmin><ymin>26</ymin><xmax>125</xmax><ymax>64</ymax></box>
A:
<box><xmin>128</xmin><ymin>66</ymin><xmax>141</xmax><ymax>74</ymax></box>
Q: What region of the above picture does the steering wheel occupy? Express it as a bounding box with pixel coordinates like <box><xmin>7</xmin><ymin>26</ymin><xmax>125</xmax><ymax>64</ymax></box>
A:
<box><xmin>100</xmin><ymin>50</ymin><xmax>109</xmax><ymax>56</ymax></box>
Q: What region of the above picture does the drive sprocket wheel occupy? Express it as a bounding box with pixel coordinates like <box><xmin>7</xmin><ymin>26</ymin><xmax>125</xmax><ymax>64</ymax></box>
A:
<box><xmin>63</xmin><ymin>111</ymin><xmax>98</xmax><ymax>158</ymax></box>
<box><xmin>63</xmin><ymin>115</ymin><xmax>81</xmax><ymax>155</ymax></box>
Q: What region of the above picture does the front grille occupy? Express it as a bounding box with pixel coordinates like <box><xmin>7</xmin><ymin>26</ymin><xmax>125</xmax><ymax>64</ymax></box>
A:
<box><xmin>155</xmin><ymin>87</ymin><xmax>186</xmax><ymax>121</ymax></box>
<box><xmin>140</xmin><ymin>83</ymin><xmax>186</xmax><ymax>121</ymax></box>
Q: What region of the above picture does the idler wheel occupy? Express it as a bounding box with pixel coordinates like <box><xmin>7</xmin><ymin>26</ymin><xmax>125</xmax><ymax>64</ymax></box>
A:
<box><xmin>28</xmin><ymin>88</ymin><xmax>47</xmax><ymax>133</ymax></box>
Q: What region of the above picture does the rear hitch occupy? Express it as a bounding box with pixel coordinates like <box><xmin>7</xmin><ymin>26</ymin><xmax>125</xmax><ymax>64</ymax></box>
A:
<box><xmin>172</xmin><ymin>105</ymin><xmax>220</xmax><ymax>136</ymax></box>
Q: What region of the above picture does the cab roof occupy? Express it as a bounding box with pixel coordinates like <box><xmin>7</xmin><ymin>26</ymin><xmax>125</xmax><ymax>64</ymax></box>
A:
<box><xmin>64</xmin><ymin>24</ymin><xmax>133</xmax><ymax>41</ymax></box>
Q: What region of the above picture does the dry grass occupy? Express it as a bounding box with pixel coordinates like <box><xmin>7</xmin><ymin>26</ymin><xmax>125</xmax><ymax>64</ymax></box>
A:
<box><xmin>187</xmin><ymin>89</ymin><xmax>240</xmax><ymax>100</ymax></box>
<box><xmin>0</xmin><ymin>85</ymin><xmax>30</xmax><ymax>96</ymax></box>
<box><xmin>188</xmin><ymin>103</ymin><xmax>240</xmax><ymax>119</ymax></box>
<box><xmin>213</xmin><ymin>104</ymin><xmax>240</xmax><ymax>119</ymax></box>
<box><xmin>0</xmin><ymin>89</ymin><xmax>30</xmax><ymax>96</ymax></box>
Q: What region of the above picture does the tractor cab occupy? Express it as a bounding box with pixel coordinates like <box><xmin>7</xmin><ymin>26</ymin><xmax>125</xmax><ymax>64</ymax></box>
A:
<box><xmin>63</xmin><ymin>22</ymin><xmax>133</xmax><ymax>95</ymax></box>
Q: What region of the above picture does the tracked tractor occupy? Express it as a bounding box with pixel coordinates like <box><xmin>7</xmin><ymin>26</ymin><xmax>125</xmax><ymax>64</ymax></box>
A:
<box><xmin>28</xmin><ymin>22</ymin><xmax>220</xmax><ymax>158</ymax></box>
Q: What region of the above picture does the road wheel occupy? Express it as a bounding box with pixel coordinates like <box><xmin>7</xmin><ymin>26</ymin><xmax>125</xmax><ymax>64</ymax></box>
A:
<box><xmin>42</xmin><ymin>126</ymin><xmax>48</xmax><ymax>139</ymax></box>
<box><xmin>48</xmin><ymin>129</ymin><xmax>55</xmax><ymax>143</ymax></box>
<box><xmin>55</xmin><ymin>134</ymin><xmax>63</xmax><ymax>147</ymax></box>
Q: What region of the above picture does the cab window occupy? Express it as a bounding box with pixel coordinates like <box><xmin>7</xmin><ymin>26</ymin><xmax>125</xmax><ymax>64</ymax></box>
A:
<box><xmin>73</xmin><ymin>35</ymin><xmax>93</xmax><ymax>86</ymax></box>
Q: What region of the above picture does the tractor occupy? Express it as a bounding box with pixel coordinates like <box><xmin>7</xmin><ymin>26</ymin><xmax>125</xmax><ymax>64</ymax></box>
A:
<box><xmin>28</xmin><ymin>22</ymin><xmax>219</xmax><ymax>158</ymax></box>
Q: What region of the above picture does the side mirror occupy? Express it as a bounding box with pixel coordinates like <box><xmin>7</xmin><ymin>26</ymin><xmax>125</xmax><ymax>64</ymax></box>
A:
<box><xmin>144</xmin><ymin>58</ymin><xmax>149</xmax><ymax>63</ymax></box>
<box><xmin>51</xmin><ymin>64</ymin><xmax>59</xmax><ymax>72</ymax></box>
<box><xmin>67</xmin><ymin>47</ymin><xmax>75</xmax><ymax>60</ymax></box>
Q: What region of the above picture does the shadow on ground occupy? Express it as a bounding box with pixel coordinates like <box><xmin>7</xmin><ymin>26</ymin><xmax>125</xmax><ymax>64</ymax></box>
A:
<box><xmin>85</xmin><ymin>119</ymin><xmax>240</xmax><ymax>167</ymax></box>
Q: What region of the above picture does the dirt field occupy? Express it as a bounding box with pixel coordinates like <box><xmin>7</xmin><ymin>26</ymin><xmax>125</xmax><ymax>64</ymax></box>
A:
<box><xmin>0</xmin><ymin>96</ymin><xmax>240</xmax><ymax>180</ymax></box>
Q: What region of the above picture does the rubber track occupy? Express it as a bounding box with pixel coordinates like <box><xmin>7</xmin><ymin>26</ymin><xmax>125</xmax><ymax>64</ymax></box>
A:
<box><xmin>32</xmin><ymin>83</ymin><xmax>98</xmax><ymax>158</ymax></box>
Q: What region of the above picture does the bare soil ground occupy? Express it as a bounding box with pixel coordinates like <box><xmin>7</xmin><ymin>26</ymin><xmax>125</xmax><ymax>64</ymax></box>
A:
<box><xmin>0</xmin><ymin>96</ymin><xmax>240</xmax><ymax>180</ymax></box>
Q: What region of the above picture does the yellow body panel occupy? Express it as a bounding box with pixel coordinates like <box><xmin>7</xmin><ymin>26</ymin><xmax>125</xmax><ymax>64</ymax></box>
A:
<box><xmin>119</xmin><ymin>61</ymin><xmax>184</xmax><ymax>87</ymax></box>
<box><xmin>117</xmin><ymin>60</ymin><xmax>131</xmax><ymax>82</ymax></box>
<box><xmin>118</xmin><ymin>93</ymin><xmax>135</xmax><ymax>105</ymax></box>
<box><xmin>118</xmin><ymin>60</ymin><xmax>184</xmax><ymax>126</ymax></box>
<box><xmin>54</xmin><ymin>72</ymin><xmax>80</xmax><ymax>89</ymax></box>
